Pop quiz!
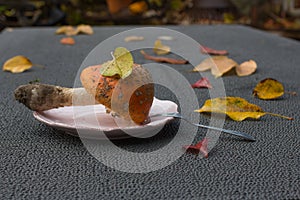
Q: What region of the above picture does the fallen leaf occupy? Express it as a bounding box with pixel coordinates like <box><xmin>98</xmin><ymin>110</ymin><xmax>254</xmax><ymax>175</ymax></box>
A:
<box><xmin>55</xmin><ymin>25</ymin><xmax>93</xmax><ymax>36</ymax></box>
<box><xmin>191</xmin><ymin>77</ymin><xmax>212</xmax><ymax>89</ymax></box>
<box><xmin>140</xmin><ymin>50</ymin><xmax>188</xmax><ymax>64</ymax></box>
<box><xmin>129</xmin><ymin>1</ymin><xmax>148</xmax><ymax>14</ymax></box>
<box><xmin>201</xmin><ymin>45</ymin><xmax>228</xmax><ymax>55</ymax></box>
<box><xmin>100</xmin><ymin>47</ymin><xmax>133</xmax><ymax>79</ymax></box>
<box><xmin>153</xmin><ymin>39</ymin><xmax>171</xmax><ymax>55</ymax></box>
<box><xmin>183</xmin><ymin>138</ymin><xmax>208</xmax><ymax>158</ymax></box>
<box><xmin>60</xmin><ymin>37</ymin><xmax>75</xmax><ymax>45</ymax></box>
<box><xmin>195</xmin><ymin>97</ymin><xmax>293</xmax><ymax>121</ymax></box>
<box><xmin>158</xmin><ymin>36</ymin><xmax>174</xmax><ymax>41</ymax></box>
<box><xmin>76</xmin><ymin>24</ymin><xmax>94</xmax><ymax>35</ymax></box>
<box><xmin>253</xmin><ymin>78</ymin><xmax>284</xmax><ymax>100</ymax></box>
<box><xmin>236</xmin><ymin>60</ymin><xmax>257</xmax><ymax>76</ymax></box>
<box><xmin>124</xmin><ymin>36</ymin><xmax>144</xmax><ymax>42</ymax></box>
<box><xmin>193</xmin><ymin>56</ymin><xmax>238</xmax><ymax>78</ymax></box>
<box><xmin>3</xmin><ymin>55</ymin><xmax>33</xmax><ymax>73</ymax></box>
<box><xmin>55</xmin><ymin>26</ymin><xmax>77</xmax><ymax>36</ymax></box>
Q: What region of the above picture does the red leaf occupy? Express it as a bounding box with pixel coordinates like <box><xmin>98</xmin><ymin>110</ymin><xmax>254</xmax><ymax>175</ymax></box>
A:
<box><xmin>140</xmin><ymin>50</ymin><xmax>188</xmax><ymax>64</ymax></box>
<box><xmin>191</xmin><ymin>77</ymin><xmax>212</xmax><ymax>89</ymax></box>
<box><xmin>200</xmin><ymin>45</ymin><xmax>228</xmax><ymax>55</ymax></box>
<box><xmin>183</xmin><ymin>138</ymin><xmax>209</xmax><ymax>158</ymax></box>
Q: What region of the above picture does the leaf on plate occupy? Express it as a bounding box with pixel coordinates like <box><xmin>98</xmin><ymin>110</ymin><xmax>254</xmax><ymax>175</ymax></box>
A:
<box><xmin>195</xmin><ymin>97</ymin><xmax>293</xmax><ymax>121</ymax></box>
<box><xmin>200</xmin><ymin>45</ymin><xmax>228</xmax><ymax>55</ymax></box>
<box><xmin>60</xmin><ymin>37</ymin><xmax>75</xmax><ymax>45</ymax></box>
<box><xmin>191</xmin><ymin>77</ymin><xmax>212</xmax><ymax>89</ymax></box>
<box><xmin>153</xmin><ymin>39</ymin><xmax>171</xmax><ymax>55</ymax></box>
<box><xmin>236</xmin><ymin>60</ymin><xmax>257</xmax><ymax>76</ymax></box>
<box><xmin>183</xmin><ymin>138</ymin><xmax>209</xmax><ymax>158</ymax></box>
<box><xmin>100</xmin><ymin>47</ymin><xmax>133</xmax><ymax>79</ymax></box>
<box><xmin>3</xmin><ymin>55</ymin><xmax>33</xmax><ymax>73</ymax></box>
<box><xmin>193</xmin><ymin>56</ymin><xmax>238</xmax><ymax>78</ymax></box>
<box><xmin>124</xmin><ymin>36</ymin><xmax>144</xmax><ymax>42</ymax></box>
<box><xmin>253</xmin><ymin>78</ymin><xmax>284</xmax><ymax>100</ymax></box>
<box><xmin>140</xmin><ymin>50</ymin><xmax>188</xmax><ymax>64</ymax></box>
<box><xmin>158</xmin><ymin>36</ymin><xmax>174</xmax><ymax>41</ymax></box>
<box><xmin>76</xmin><ymin>24</ymin><xmax>94</xmax><ymax>35</ymax></box>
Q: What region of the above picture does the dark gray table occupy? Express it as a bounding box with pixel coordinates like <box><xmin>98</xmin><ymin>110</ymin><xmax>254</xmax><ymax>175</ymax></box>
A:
<box><xmin>0</xmin><ymin>25</ymin><xmax>299</xmax><ymax>199</ymax></box>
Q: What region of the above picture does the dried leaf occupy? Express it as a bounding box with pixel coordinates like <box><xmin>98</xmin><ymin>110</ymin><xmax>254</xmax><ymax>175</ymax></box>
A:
<box><xmin>195</xmin><ymin>97</ymin><xmax>292</xmax><ymax>121</ymax></box>
<box><xmin>191</xmin><ymin>77</ymin><xmax>212</xmax><ymax>89</ymax></box>
<box><xmin>253</xmin><ymin>78</ymin><xmax>284</xmax><ymax>100</ymax></box>
<box><xmin>124</xmin><ymin>36</ymin><xmax>144</xmax><ymax>42</ymax></box>
<box><xmin>201</xmin><ymin>45</ymin><xmax>228</xmax><ymax>55</ymax></box>
<box><xmin>153</xmin><ymin>40</ymin><xmax>171</xmax><ymax>55</ymax></box>
<box><xmin>193</xmin><ymin>56</ymin><xmax>238</xmax><ymax>78</ymax></box>
<box><xmin>158</xmin><ymin>36</ymin><xmax>174</xmax><ymax>41</ymax></box>
<box><xmin>55</xmin><ymin>25</ymin><xmax>93</xmax><ymax>36</ymax></box>
<box><xmin>60</xmin><ymin>37</ymin><xmax>75</xmax><ymax>45</ymax></box>
<box><xmin>140</xmin><ymin>50</ymin><xmax>188</xmax><ymax>64</ymax></box>
<box><xmin>100</xmin><ymin>47</ymin><xmax>133</xmax><ymax>79</ymax></box>
<box><xmin>3</xmin><ymin>55</ymin><xmax>32</xmax><ymax>73</ymax></box>
<box><xmin>76</xmin><ymin>24</ymin><xmax>94</xmax><ymax>35</ymax></box>
<box><xmin>236</xmin><ymin>60</ymin><xmax>257</xmax><ymax>76</ymax></box>
<box><xmin>183</xmin><ymin>138</ymin><xmax>208</xmax><ymax>158</ymax></box>
<box><xmin>55</xmin><ymin>26</ymin><xmax>77</xmax><ymax>36</ymax></box>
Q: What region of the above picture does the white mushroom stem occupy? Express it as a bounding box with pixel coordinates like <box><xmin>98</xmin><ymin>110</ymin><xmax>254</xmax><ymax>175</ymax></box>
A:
<box><xmin>14</xmin><ymin>83</ymin><xmax>97</xmax><ymax>111</ymax></box>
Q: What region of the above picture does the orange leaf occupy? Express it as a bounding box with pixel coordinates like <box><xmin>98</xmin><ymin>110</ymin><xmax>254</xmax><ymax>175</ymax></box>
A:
<box><xmin>236</xmin><ymin>60</ymin><xmax>257</xmax><ymax>76</ymax></box>
<box><xmin>60</xmin><ymin>37</ymin><xmax>75</xmax><ymax>45</ymax></box>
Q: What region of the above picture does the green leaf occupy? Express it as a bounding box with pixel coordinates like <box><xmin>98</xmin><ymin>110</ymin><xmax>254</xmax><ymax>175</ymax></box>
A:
<box><xmin>100</xmin><ymin>47</ymin><xmax>133</xmax><ymax>79</ymax></box>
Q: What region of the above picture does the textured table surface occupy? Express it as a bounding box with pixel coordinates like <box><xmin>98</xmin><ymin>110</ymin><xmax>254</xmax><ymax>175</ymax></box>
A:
<box><xmin>0</xmin><ymin>25</ymin><xmax>299</xmax><ymax>199</ymax></box>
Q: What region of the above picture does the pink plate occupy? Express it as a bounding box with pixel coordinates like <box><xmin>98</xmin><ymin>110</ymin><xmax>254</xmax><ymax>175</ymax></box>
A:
<box><xmin>33</xmin><ymin>98</ymin><xmax>178</xmax><ymax>139</ymax></box>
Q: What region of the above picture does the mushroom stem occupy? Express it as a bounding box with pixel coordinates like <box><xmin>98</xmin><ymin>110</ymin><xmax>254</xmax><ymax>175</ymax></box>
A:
<box><xmin>14</xmin><ymin>83</ymin><xmax>96</xmax><ymax>111</ymax></box>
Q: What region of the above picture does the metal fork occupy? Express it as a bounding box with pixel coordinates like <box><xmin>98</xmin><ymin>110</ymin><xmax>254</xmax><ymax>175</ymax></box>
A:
<box><xmin>151</xmin><ymin>112</ymin><xmax>256</xmax><ymax>141</ymax></box>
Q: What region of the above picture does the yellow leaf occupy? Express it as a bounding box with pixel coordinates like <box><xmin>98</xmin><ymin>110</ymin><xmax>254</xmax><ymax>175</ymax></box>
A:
<box><xmin>253</xmin><ymin>78</ymin><xmax>284</xmax><ymax>100</ymax></box>
<box><xmin>55</xmin><ymin>26</ymin><xmax>77</xmax><ymax>36</ymax></box>
<box><xmin>195</xmin><ymin>97</ymin><xmax>265</xmax><ymax>121</ymax></box>
<box><xmin>100</xmin><ymin>47</ymin><xmax>133</xmax><ymax>79</ymax></box>
<box><xmin>195</xmin><ymin>97</ymin><xmax>292</xmax><ymax>121</ymax></box>
<box><xmin>193</xmin><ymin>56</ymin><xmax>238</xmax><ymax>78</ymax></box>
<box><xmin>153</xmin><ymin>39</ymin><xmax>171</xmax><ymax>55</ymax></box>
<box><xmin>124</xmin><ymin>36</ymin><xmax>145</xmax><ymax>42</ymax></box>
<box><xmin>3</xmin><ymin>55</ymin><xmax>33</xmax><ymax>73</ymax></box>
<box><xmin>55</xmin><ymin>25</ymin><xmax>93</xmax><ymax>36</ymax></box>
<box><xmin>76</xmin><ymin>24</ymin><xmax>94</xmax><ymax>35</ymax></box>
<box><xmin>236</xmin><ymin>60</ymin><xmax>257</xmax><ymax>76</ymax></box>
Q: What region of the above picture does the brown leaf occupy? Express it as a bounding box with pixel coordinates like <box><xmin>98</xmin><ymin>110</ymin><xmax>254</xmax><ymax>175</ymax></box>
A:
<box><xmin>140</xmin><ymin>50</ymin><xmax>188</xmax><ymax>64</ymax></box>
<box><xmin>253</xmin><ymin>78</ymin><xmax>284</xmax><ymax>100</ymax></box>
<box><xmin>60</xmin><ymin>37</ymin><xmax>75</xmax><ymax>45</ymax></box>
<box><xmin>236</xmin><ymin>60</ymin><xmax>257</xmax><ymax>76</ymax></box>
<box><xmin>201</xmin><ymin>45</ymin><xmax>228</xmax><ymax>55</ymax></box>
<box><xmin>2</xmin><ymin>55</ymin><xmax>32</xmax><ymax>73</ymax></box>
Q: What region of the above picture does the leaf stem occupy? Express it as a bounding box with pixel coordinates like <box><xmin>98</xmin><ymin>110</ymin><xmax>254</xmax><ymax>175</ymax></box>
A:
<box><xmin>265</xmin><ymin>112</ymin><xmax>293</xmax><ymax>120</ymax></box>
